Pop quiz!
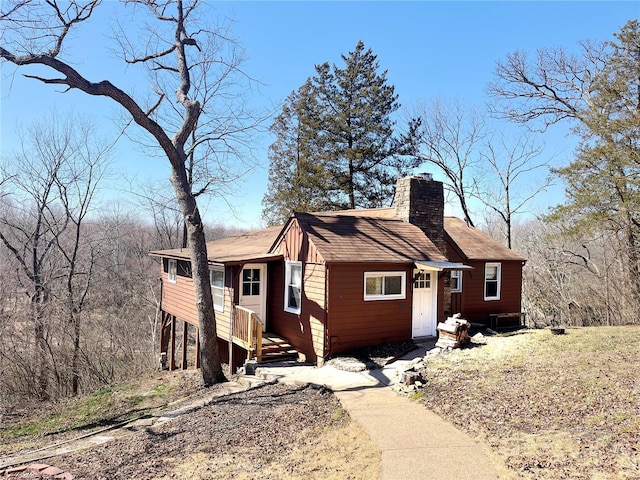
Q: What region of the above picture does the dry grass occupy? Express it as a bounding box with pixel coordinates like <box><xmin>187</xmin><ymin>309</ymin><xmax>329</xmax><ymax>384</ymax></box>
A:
<box><xmin>169</xmin><ymin>420</ymin><xmax>379</xmax><ymax>480</ymax></box>
<box><xmin>417</xmin><ymin>326</ymin><xmax>640</xmax><ymax>480</ymax></box>
<box><xmin>0</xmin><ymin>370</ymin><xmax>209</xmax><ymax>454</ymax></box>
<box><xmin>2</xmin><ymin>372</ymin><xmax>379</xmax><ymax>479</ymax></box>
<box><xmin>29</xmin><ymin>382</ymin><xmax>380</xmax><ymax>480</ymax></box>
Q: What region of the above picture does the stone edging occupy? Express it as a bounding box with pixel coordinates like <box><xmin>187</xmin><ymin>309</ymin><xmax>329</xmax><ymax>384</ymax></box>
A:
<box><xmin>1</xmin><ymin>463</ymin><xmax>74</xmax><ymax>479</ymax></box>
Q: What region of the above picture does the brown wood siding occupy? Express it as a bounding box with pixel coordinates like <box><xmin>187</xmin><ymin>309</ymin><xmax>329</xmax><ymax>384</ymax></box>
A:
<box><xmin>451</xmin><ymin>292</ymin><xmax>463</xmax><ymax>316</ymax></box>
<box><xmin>305</xmin><ymin>262</ymin><xmax>326</xmax><ymax>360</ymax></box>
<box><xmin>437</xmin><ymin>271</ymin><xmax>447</xmax><ymax>323</ymax></box>
<box><xmin>445</xmin><ymin>238</ymin><xmax>465</xmax><ymax>264</ymax></box>
<box><xmin>269</xmin><ymin>221</ymin><xmax>326</xmax><ymax>362</ymax></box>
<box><xmin>456</xmin><ymin>260</ymin><xmax>523</xmax><ymax>323</ymax></box>
<box><xmin>327</xmin><ymin>262</ymin><xmax>412</xmax><ymax>354</ymax></box>
<box><xmin>161</xmin><ymin>270</ymin><xmax>199</xmax><ymax>326</ymax></box>
<box><xmin>445</xmin><ymin>238</ymin><xmax>524</xmax><ymax>324</ymax></box>
<box><xmin>267</xmin><ymin>258</ymin><xmax>326</xmax><ymax>363</ymax></box>
<box><xmin>160</xmin><ymin>260</ymin><xmax>232</xmax><ymax>340</ymax></box>
<box><xmin>275</xmin><ymin>220</ymin><xmax>324</xmax><ymax>263</ymax></box>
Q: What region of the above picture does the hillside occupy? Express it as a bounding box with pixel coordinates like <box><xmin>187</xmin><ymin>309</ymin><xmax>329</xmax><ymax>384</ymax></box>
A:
<box><xmin>2</xmin><ymin>326</ymin><xmax>639</xmax><ymax>479</ymax></box>
<box><xmin>1</xmin><ymin>377</ymin><xmax>379</xmax><ymax>479</ymax></box>
<box><xmin>417</xmin><ymin>326</ymin><xmax>640</xmax><ymax>479</ymax></box>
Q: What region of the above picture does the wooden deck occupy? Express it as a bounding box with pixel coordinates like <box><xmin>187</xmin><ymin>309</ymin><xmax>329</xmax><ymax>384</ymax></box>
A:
<box><xmin>160</xmin><ymin>306</ymin><xmax>298</xmax><ymax>371</ymax></box>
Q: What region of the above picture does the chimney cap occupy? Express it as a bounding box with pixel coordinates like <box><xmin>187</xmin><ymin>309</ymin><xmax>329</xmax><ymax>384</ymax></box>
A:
<box><xmin>416</xmin><ymin>172</ymin><xmax>433</xmax><ymax>180</ymax></box>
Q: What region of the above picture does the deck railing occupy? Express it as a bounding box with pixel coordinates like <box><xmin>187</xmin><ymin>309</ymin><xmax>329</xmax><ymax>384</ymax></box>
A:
<box><xmin>232</xmin><ymin>305</ymin><xmax>263</xmax><ymax>362</ymax></box>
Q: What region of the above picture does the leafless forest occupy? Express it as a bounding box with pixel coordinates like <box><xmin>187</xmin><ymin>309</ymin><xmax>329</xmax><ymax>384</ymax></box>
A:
<box><xmin>0</xmin><ymin>117</ymin><xmax>246</xmax><ymax>405</ymax></box>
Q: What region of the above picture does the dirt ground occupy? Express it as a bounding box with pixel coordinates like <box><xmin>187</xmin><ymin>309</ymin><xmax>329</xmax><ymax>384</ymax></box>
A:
<box><xmin>28</xmin><ymin>382</ymin><xmax>380</xmax><ymax>480</ymax></box>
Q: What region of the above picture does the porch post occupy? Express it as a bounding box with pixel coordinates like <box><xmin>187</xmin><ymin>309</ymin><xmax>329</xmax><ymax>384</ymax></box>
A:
<box><xmin>228</xmin><ymin>286</ymin><xmax>234</xmax><ymax>376</ymax></box>
<box><xmin>247</xmin><ymin>312</ymin><xmax>253</xmax><ymax>361</ymax></box>
<box><xmin>169</xmin><ymin>315</ymin><xmax>176</xmax><ymax>371</ymax></box>
<box><xmin>182</xmin><ymin>321</ymin><xmax>188</xmax><ymax>369</ymax></box>
<box><xmin>195</xmin><ymin>327</ymin><xmax>201</xmax><ymax>368</ymax></box>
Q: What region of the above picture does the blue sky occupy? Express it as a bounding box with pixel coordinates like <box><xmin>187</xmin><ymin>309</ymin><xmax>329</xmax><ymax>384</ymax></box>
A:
<box><xmin>1</xmin><ymin>1</ymin><xmax>638</xmax><ymax>228</ymax></box>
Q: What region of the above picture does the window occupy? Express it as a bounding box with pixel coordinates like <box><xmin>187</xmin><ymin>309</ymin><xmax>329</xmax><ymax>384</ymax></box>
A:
<box><xmin>210</xmin><ymin>266</ymin><xmax>225</xmax><ymax>313</ymax></box>
<box><xmin>242</xmin><ymin>268</ymin><xmax>261</xmax><ymax>296</ymax></box>
<box><xmin>414</xmin><ymin>271</ymin><xmax>431</xmax><ymax>289</ymax></box>
<box><xmin>451</xmin><ymin>270</ymin><xmax>462</xmax><ymax>293</ymax></box>
<box><xmin>167</xmin><ymin>259</ymin><xmax>177</xmax><ymax>283</ymax></box>
<box><xmin>364</xmin><ymin>271</ymin><xmax>406</xmax><ymax>301</ymax></box>
<box><xmin>285</xmin><ymin>261</ymin><xmax>302</xmax><ymax>314</ymax></box>
<box><xmin>484</xmin><ymin>263</ymin><xmax>501</xmax><ymax>300</ymax></box>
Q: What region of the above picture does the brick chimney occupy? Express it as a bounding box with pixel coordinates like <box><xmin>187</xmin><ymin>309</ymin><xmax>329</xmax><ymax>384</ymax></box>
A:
<box><xmin>394</xmin><ymin>174</ymin><xmax>446</xmax><ymax>255</ymax></box>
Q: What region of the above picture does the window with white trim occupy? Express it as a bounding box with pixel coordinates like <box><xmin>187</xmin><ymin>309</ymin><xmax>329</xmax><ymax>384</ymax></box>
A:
<box><xmin>484</xmin><ymin>263</ymin><xmax>501</xmax><ymax>300</ymax></box>
<box><xmin>364</xmin><ymin>271</ymin><xmax>406</xmax><ymax>300</ymax></box>
<box><xmin>167</xmin><ymin>259</ymin><xmax>177</xmax><ymax>283</ymax></box>
<box><xmin>210</xmin><ymin>266</ymin><xmax>225</xmax><ymax>313</ymax></box>
<box><xmin>451</xmin><ymin>270</ymin><xmax>462</xmax><ymax>293</ymax></box>
<box><xmin>413</xmin><ymin>271</ymin><xmax>431</xmax><ymax>289</ymax></box>
<box><xmin>285</xmin><ymin>261</ymin><xmax>302</xmax><ymax>314</ymax></box>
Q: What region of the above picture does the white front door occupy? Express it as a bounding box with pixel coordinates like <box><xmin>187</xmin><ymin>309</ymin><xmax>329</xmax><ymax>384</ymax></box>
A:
<box><xmin>239</xmin><ymin>264</ymin><xmax>267</xmax><ymax>332</ymax></box>
<box><xmin>412</xmin><ymin>270</ymin><xmax>437</xmax><ymax>338</ymax></box>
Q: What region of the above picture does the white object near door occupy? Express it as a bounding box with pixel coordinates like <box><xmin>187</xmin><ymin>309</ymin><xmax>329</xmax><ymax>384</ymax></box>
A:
<box><xmin>239</xmin><ymin>263</ymin><xmax>267</xmax><ymax>332</ymax></box>
<box><xmin>412</xmin><ymin>270</ymin><xmax>437</xmax><ymax>337</ymax></box>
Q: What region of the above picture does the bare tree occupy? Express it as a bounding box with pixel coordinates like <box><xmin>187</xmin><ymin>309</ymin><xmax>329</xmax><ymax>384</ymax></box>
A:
<box><xmin>54</xmin><ymin>125</ymin><xmax>110</xmax><ymax>394</ymax></box>
<box><xmin>1</xmin><ymin>0</ymin><xmax>262</xmax><ymax>385</ymax></box>
<box><xmin>477</xmin><ymin>134</ymin><xmax>552</xmax><ymax>248</ymax></box>
<box><xmin>487</xmin><ymin>43</ymin><xmax>605</xmax><ymax>130</ymax></box>
<box><xmin>488</xmin><ymin>21</ymin><xmax>640</xmax><ymax>318</ymax></box>
<box><xmin>515</xmin><ymin>218</ymin><xmax>637</xmax><ymax>328</ymax></box>
<box><xmin>406</xmin><ymin>99</ymin><xmax>486</xmax><ymax>226</ymax></box>
<box><xmin>0</xmin><ymin>113</ymin><xmax>108</xmax><ymax>398</ymax></box>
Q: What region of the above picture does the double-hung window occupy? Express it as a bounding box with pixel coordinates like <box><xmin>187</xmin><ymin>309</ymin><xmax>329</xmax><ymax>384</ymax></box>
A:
<box><xmin>285</xmin><ymin>261</ymin><xmax>302</xmax><ymax>314</ymax></box>
<box><xmin>451</xmin><ymin>270</ymin><xmax>462</xmax><ymax>293</ymax></box>
<box><xmin>364</xmin><ymin>271</ymin><xmax>406</xmax><ymax>301</ymax></box>
<box><xmin>484</xmin><ymin>263</ymin><xmax>501</xmax><ymax>300</ymax></box>
<box><xmin>210</xmin><ymin>266</ymin><xmax>225</xmax><ymax>312</ymax></box>
<box><xmin>167</xmin><ymin>259</ymin><xmax>177</xmax><ymax>283</ymax></box>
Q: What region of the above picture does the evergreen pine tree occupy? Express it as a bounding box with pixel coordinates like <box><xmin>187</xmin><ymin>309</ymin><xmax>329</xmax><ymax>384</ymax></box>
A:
<box><xmin>262</xmin><ymin>41</ymin><xmax>415</xmax><ymax>223</ymax></box>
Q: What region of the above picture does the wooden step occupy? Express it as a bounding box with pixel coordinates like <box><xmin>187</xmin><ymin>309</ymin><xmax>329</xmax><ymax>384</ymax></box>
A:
<box><xmin>259</xmin><ymin>350</ymin><xmax>298</xmax><ymax>363</ymax></box>
<box><xmin>262</xmin><ymin>342</ymin><xmax>294</xmax><ymax>352</ymax></box>
<box><xmin>255</xmin><ymin>333</ymin><xmax>297</xmax><ymax>363</ymax></box>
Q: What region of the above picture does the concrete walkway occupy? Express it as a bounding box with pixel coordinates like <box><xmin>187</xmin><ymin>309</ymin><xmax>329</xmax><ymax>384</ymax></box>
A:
<box><xmin>254</xmin><ymin>343</ymin><xmax>501</xmax><ymax>480</ymax></box>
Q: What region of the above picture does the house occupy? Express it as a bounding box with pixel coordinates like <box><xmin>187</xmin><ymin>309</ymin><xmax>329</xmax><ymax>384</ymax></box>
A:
<box><xmin>444</xmin><ymin>216</ymin><xmax>526</xmax><ymax>328</ymax></box>
<box><xmin>150</xmin><ymin>175</ymin><xmax>526</xmax><ymax>370</ymax></box>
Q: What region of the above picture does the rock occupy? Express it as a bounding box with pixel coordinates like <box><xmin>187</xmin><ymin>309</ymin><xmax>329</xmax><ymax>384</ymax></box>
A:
<box><xmin>244</xmin><ymin>361</ymin><xmax>258</xmax><ymax>375</ymax></box>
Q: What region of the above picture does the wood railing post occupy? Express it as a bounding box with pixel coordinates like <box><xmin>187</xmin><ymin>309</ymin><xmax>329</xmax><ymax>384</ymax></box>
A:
<box><xmin>256</xmin><ymin>325</ymin><xmax>263</xmax><ymax>363</ymax></box>
<box><xmin>247</xmin><ymin>311</ymin><xmax>253</xmax><ymax>361</ymax></box>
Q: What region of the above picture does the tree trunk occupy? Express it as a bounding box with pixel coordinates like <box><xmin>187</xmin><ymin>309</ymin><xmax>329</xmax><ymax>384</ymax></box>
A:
<box><xmin>72</xmin><ymin>311</ymin><xmax>81</xmax><ymax>395</ymax></box>
<box><xmin>459</xmin><ymin>194</ymin><xmax>475</xmax><ymax>228</ymax></box>
<box><xmin>170</xmin><ymin>167</ymin><xmax>225</xmax><ymax>385</ymax></box>
<box><xmin>32</xmin><ymin>289</ymin><xmax>50</xmax><ymax>400</ymax></box>
<box><xmin>348</xmin><ymin>159</ymin><xmax>356</xmax><ymax>209</ymax></box>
